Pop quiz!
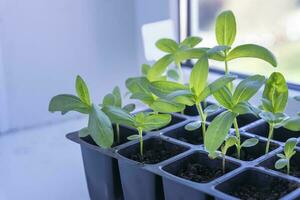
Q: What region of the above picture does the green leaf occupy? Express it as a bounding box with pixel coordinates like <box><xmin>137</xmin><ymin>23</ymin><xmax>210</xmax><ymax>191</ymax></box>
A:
<box><xmin>150</xmin><ymin>98</ymin><xmax>185</xmax><ymax>113</ymax></box>
<box><xmin>232</xmin><ymin>101</ymin><xmax>253</xmax><ymax>115</ymax></box>
<box><xmin>204</xmin><ymin>111</ymin><xmax>236</xmax><ymax>155</ymax></box>
<box><xmin>167</xmin><ymin>69</ymin><xmax>180</xmax><ymax>81</ymax></box>
<box><xmin>275</xmin><ymin>158</ymin><xmax>288</xmax><ymax>169</ymax></box>
<box><xmin>141</xmin><ymin>64</ymin><xmax>151</xmax><ymax>76</ymax></box>
<box><xmin>283</xmin><ymin>117</ymin><xmax>300</xmax><ymax>131</ymax></box>
<box><xmin>212</xmin><ymin>86</ymin><xmax>233</xmax><ymax>109</ymax></box>
<box><xmin>184</xmin><ymin>121</ymin><xmax>202</xmax><ymax>131</ymax></box>
<box><xmin>225</xmin><ymin>135</ymin><xmax>238</xmax><ymax>148</ymax></box>
<box><xmin>276</xmin><ymin>153</ymin><xmax>286</xmax><ymax>159</ymax></box>
<box><xmin>147</xmin><ymin>54</ymin><xmax>174</xmax><ymax>81</ymax></box>
<box><xmin>215</xmin><ymin>10</ymin><xmax>236</xmax><ymax>46</ymax></box>
<box><xmin>112</xmin><ymin>86</ymin><xmax>122</xmax><ymax>107</ymax></box>
<box><xmin>49</xmin><ymin>94</ymin><xmax>90</xmax><ymax>114</ymax></box>
<box><xmin>262</xmin><ymin>72</ymin><xmax>288</xmax><ymax>113</ymax></box>
<box><xmin>149</xmin><ymin>80</ymin><xmax>186</xmax><ymax>97</ymax></box>
<box><xmin>284</xmin><ymin>138</ymin><xmax>298</xmax><ymax>156</ymax></box>
<box><xmin>241</xmin><ymin>138</ymin><xmax>259</xmax><ymax>148</ymax></box>
<box><xmin>78</xmin><ymin>127</ymin><xmax>89</xmax><ymax>138</ymax></box>
<box><xmin>76</xmin><ymin>75</ymin><xmax>91</xmax><ymax>105</ymax></box>
<box><xmin>126</xmin><ymin>77</ymin><xmax>154</xmax><ymax>105</ymax></box>
<box><xmin>232</xmin><ymin>75</ymin><xmax>265</xmax><ymax>104</ymax></box>
<box><xmin>199</xmin><ymin>75</ymin><xmax>236</xmax><ymax>102</ymax></box>
<box><xmin>155</xmin><ymin>38</ymin><xmax>178</xmax><ymax>53</ymax></box>
<box><xmin>206</xmin><ymin>45</ymin><xmax>230</xmax><ymax>56</ymax></box>
<box><xmin>122</xmin><ymin>103</ymin><xmax>136</xmax><ymax>113</ymax></box>
<box><xmin>174</xmin><ymin>48</ymin><xmax>207</xmax><ymax>62</ymax></box>
<box><xmin>102</xmin><ymin>106</ymin><xmax>135</xmax><ymax>127</ymax></box>
<box><xmin>142</xmin><ymin>114</ymin><xmax>172</xmax><ymax>131</ymax></box>
<box><xmin>127</xmin><ymin>134</ymin><xmax>140</xmax><ymax>141</ymax></box>
<box><xmin>180</xmin><ymin>36</ymin><xmax>202</xmax><ymax>48</ymax></box>
<box><xmin>165</xmin><ymin>89</ymin><xmax>195</xmax><ymax>106</ymax></box>
<box><xmin>259</xmin><ymin>112</ymin><xmax>289</xmax><ymax>124</ymax></box>
<box><xmin>204</xmin><ymin>104</ymin><xmax>220</xmax><ymax>115</ymax></box>
<box><xmin>190</xmin><ymin>55</ymin><xmax>209</xmax><ymax>97</ymax></box>
<box><xmin>88</xmin><ymin>104</ymin><xmax>114</xmax><ymax>148</ymax></box>
<box><xmin>227</xmin><ymin>44</ymin><xmax>277</xmax><ymax>67</ymax></box>
<box><xmin>102</xmin><ymin>93</ymin><xmax>116</xmax><ymax>107</ymax></box>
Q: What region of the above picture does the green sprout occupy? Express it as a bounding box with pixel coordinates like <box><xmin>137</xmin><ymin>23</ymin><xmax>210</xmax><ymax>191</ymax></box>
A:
<box><xmin>49</xmin><ymin>75</ymin><xmax>114</xmax><ymax>148</ymax></box>
<box><xmin>275</xmin><ymin>138</ymin><xmax>298</xmax><ymax>175</ymax></box>
<box><xmin>205</xmin><ymin>75</ymin><xmax>264</xmax><ymax>159</ymax></box>
<box><xmin>102</xmin><ymin>106</ymin><xmax>171</xmax><ymax>156</ymax></box>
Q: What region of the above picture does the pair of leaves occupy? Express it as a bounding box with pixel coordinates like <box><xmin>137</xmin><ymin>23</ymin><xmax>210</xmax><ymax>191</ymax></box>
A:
<box><xmin>147</xmin><ymin>37</ymin><xmax>204</xmax><ymax>81</ymax></box>
<box><xmin>213</xmin><ymin>75</ymin><xmax>265</xmax><ymax>114</ymax></box>
<box><xmin>259</xmin><ymin>111</ymin><xmax>289</xmax><ymax>127</ymax></box>
<box><xmin>275</xmin><ymin>138</ymin><xmax>298</xmax><ymax>169</ymax></box>
<box><xmin>262</xmin><ymin>72</ymin><xmax>288</xmax><ymax>113</ymax></box>
<box><xmin>214</xmin><ymin>10</ymin><xmax>277</xmax><ymax>67</ymax></box>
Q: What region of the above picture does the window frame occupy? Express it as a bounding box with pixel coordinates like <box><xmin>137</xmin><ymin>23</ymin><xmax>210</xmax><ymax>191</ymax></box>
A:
<box><xmin>179</xmin><ymin>0</ymin><xmax>300</xmax><ymax>91</ymax></box>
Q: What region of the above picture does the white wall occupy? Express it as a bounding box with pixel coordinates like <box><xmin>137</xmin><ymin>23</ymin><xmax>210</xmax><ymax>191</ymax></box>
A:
<box><xmin>0</xmin><ymin>0</ymin><xmax>178</xmax><ymax>133</ymax></box>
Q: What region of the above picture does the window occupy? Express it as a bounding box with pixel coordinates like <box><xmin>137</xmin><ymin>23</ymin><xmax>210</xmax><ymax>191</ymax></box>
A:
<box><xmin>187</xmin><ymin>0</ymin><xmax>300</xmax><ymax>84</ymax></box>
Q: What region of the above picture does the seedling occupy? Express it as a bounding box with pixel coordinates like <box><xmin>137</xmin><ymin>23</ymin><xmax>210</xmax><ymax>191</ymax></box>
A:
<box><xmin>212</xmin><ymin>10</ymin><xmax>277</xmax><ymax>77</ymax></box>
<box><xmin>48</xmin><ymin>75</ymin><xmax>114</xmax><ymax>148</ymax></box>
<box><xmin>205</xmin><ymin>75</ymin><xmax>264</xmax><ymax>159</ymax></box>
<box><xmin>102</xmin><ymin>106</ymin><xmax>171</xmax><ymax>156</ymax></box>
<box><xmin>147</xmin><ymin>36</ymin><xmax>203</xmax><ymax>83</ymax></box>
<box><xmin>255</xmin><ymin>72</ymin><xmax>290</xmax><ymax>153</ymax></box>
<box><xmin>220</xmin><ymin>135</ymin><xmax>238</xmax><ymax>173</ymax></box>
<box><xmin>101</xmin><ymin>86</ymin><xmax>135</xmax><ymax>143</ymax></box>
<box><xmin>149</xmin><ymin>55</ymin><xmax>236</xmax><ymax>141</ymax></box>
<box><xmin>275</xmin><ymin>138</ymin><xmax>298</xmax><ymax>175</ymax></box>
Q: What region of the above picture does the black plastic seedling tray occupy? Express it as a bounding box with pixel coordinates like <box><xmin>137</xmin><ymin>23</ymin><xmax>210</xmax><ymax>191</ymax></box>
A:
<box><xmin>67</xmin><ymin>102</ymin><xmax>300</xmax><ymax>200</ymax></box>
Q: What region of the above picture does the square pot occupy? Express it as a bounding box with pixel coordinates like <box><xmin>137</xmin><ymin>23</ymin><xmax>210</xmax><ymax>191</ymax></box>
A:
<box><xmin>163</xmin><ymin>124</ymin><xmax>208</xmax><ymax>145</ymax></box>
<box><xmin>215</xmin><ymin>168</ymin><xmax>300</xmax><ymax>200</ymax></box>
<box><xmin>117</xmin><ymin>137</ymin><xmax>189</xmax><ymax>200</ymax></box>
<box><xmin>67</xmin><ymin>124</ymin><xmax>138</xmax><ymax>200</ymax></box>
<box><xmin>225</xmin><ymin>134</ymin><xmax>279</xmax><ymax>161</ymax></box>
<box><xmin>161</xmin><ymin>151</ymin><xmax>240</xmax><ymax>200</ymax></box>
<box><xmin>259</xmin><ymin>149</ymin><xmax>300</xmax><ymax>179</ymax></box>
<box><xmin>245</xmin><ymin>122</ymin><xmax>300</xmax><ymax>143</ymax></box>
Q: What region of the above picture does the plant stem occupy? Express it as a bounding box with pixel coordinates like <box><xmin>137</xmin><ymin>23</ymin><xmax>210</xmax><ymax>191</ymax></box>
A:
<box><xmin>176</xmin><ymin>62</ymin><xmax>184</xmax><ymax>83</ymax></box>
<box><xmin>233</xmin><ymin>118</ymin><xmax>241</xmax><ymax>159</ymax></box>
<box><xmin>196</xmin><ymin>103</ymin><xmax>206</xmax><ymax>140</ymax></box>
<box><xmin>224</xmin><ymin>51</ymin><xmax>229</xmax><ymax>75</ymax></box>
<box><xmin>138</xmin><ymin>128</ymin><xmax>143</xmax><ymax>156</ymax></box>
<box><xmin>222</xmin><ymin>154</ymin><xmax>226</xmax><ymax>174</ymax></box>
<box><xmin>265</xmin><ymin>123</ymin><xmax>274</xmax><ymax>154</ymax></box>
<box><xmin>116</xmin><ymin>124</ymin><xmax>120</xmax><ymax>144</ymax></box>
<box><xmin>287</xmin><ymin>160</ymin><xmax>290</xmax><ymax>175</ymax></box>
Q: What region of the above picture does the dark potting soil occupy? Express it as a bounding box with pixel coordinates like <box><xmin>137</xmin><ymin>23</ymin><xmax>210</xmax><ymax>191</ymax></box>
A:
<box><xmin>128</xmin><ymin>141</ymin><xmax>184</xmax><ymax>164</ymax></box>
<box><xmin>229</xmin><ymin>143</ymin><xmax>278</xmax><ymax>161</ymax></box>
<box><xmin>177</xmin><ymin>134</ymin><xmax>203</xmax><ymax>145</ymax></box>
<box><xmin>229</xmin><ymin>179</ymin><xmax>299</xmax><ymax>200</ymax></box>
<box><xmin>176</xmin><ymin>162</ymin><xmax>230</xmax><ymax>183</ymax></box>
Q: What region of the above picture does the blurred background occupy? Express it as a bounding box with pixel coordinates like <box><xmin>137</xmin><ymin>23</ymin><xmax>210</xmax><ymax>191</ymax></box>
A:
<box><xmin>0</xmin><ymin>0</ymin><xmax>299</xmax><ymax>199</ymax></box>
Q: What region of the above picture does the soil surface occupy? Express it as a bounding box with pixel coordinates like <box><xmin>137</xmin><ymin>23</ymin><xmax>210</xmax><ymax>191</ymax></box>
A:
<box><xmin>177</xmin><ymin>162</ymin><xmax>230</xmax><ymax>183</ymax></box>
<box><xmin>228</xmin><ymin>143</ymin><xmax>277</xmax><ymax>161</ymax></box>
<box><xmin>128</xmin><ymin>140</ymin><xmax>185</xmax><ymax>164</ymax></box>
<box><xmin>229</xmin><ymin>178</ymin><xmax>299</xmax><ymax>200</ymax></box>
<box><xmin>177</xmin><ymin>133</ymin><xmax>203</xmax><ymax>145</ymax></box>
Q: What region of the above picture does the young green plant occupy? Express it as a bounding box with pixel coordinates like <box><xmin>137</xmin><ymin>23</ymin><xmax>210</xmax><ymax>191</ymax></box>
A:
<box><xmin>275</xmin><ymin>138</ymin><xmax>298</xmax><ymax>175</ymax></box>
<box><xmin>102</xmin><ymin>106</ymin><xmax>171</xmax><ymax>156</ymax></box>
<box><xmin>48</xmin><ymin>75</ymin><xmax>114</xmax><ymax>148</ymax></box>
<box><xmin>148</xmin><ymin>36</ymin><xmax>203</xmax><ymax>83</ymax></box>
<box><xmin>205</xmin><ymin>75</ymin><xmax>265</xmax><ymax>159</ymax></box>
<box><xmin>149</xmin><ymin>55</ymin><xmax>236</xmax><ymax>141</ymax></box>
<box><xmin>256</xmin><ymin>72</ymin><xmax>290</xmax><ymax>153</ymax></box>
<box><xmin>101</xmin><ymin>86</ymin><xmax>135</xmax><ymax>143</ymax></box>
<box><xmin>212</xmin><ymin>10</ymin><xmax>277</xmax><ymax>77</ymax></box>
